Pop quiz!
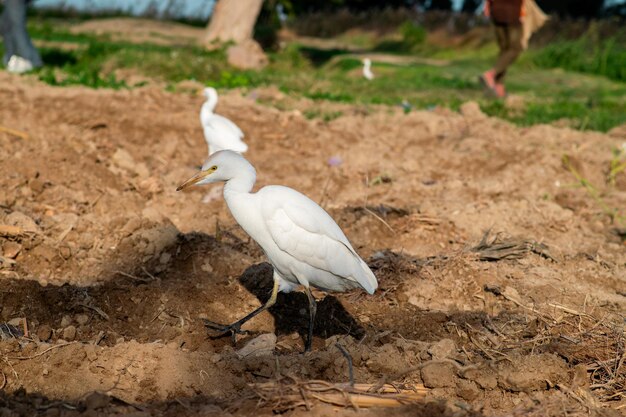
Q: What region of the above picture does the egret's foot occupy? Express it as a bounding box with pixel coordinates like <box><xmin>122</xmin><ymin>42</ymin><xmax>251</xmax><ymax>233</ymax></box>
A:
<box><xmin>203</xmin><ymin>319</ymin><xmax>248</xmax><ymax>345</ymax></box>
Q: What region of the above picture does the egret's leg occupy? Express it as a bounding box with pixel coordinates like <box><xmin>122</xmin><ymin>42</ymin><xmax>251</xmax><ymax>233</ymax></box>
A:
<box><xmin>304</xmin><ymin>287</ymin><xmax>317</xmax><ymax>352</ymax></box>
<box><xmin>204</xmin><ymin>277</ymin><xmax>280</xmax><ymax>343</ymax></box>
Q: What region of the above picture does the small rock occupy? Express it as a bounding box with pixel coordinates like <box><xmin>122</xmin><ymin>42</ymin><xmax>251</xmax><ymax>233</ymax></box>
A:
<box><xmin>32</xmin><ymin>244</ymin><xmax>56</xmax><ymax>262</ymax></box>
<box><xmin>62</xmin><ymin>325</ymin><xmax>76</xmax><ymax>341</ymax></box>
<box><xmin>84</xmin><ymin>392</ymin><xmax>110</xmax><ymax>410</ymax></box>
<box><xmin>112</xmin><ymin>148</ymin><xmax>137</xmax><ymax>173</ymax></box>
<box><xmin>137</xmin><ymin>176</ymin><xmax>162</xmax><ymax>194</ymax></box>
<box><xmin>2</xmin><ymin>242</ymin><xmax>22</xmax><ymax>259</ymax></box>
<box><xmin>59</xmin><ymin>246</ymin><xmax>71</xmax><ymax>260</ymax></box>
<box><xmin>7</xmin><ymin>318</ymin><xmax>22</xmax><ymax>327</ymax></box>
<box><xmin>159</xmin><ymin>252</ymin><xmax>171</xmax><ymax>264</ymax></box>
<box><xmin>60</xmin><ymin>315</ymin><xmax>72</xmax><ymax>327</ymax></box>
<box><xmin>29</xmin><ymin>178</ymin><xmax>45</xmax><ymax>194</ymax></box>
<box><xmin>37</xmin><ymin>325</ymin><xmax>52</xmax><ymax>342</ymax></box>
<box><xmin>236</xmin><ymin>333</ymin><xmax>276</xmax><ymax>358</ymax></box>
<box><xmin>428</xmin><ymin>339</ymin><xmax>456</xmax><ymax>360</ymax></box>
<box><xmin>456</xmin><ymin>379</ymin><xmax>481</xmax><ymax>401</ymax></box>
<box><xmin>200</xmin><ymin>260</ymin><xmax>213</xmax><ymax>273</ymax></box>
<box><xmin>465</xmin><ymin>369</ymin><xmax>497</xmax><ymax>390</ymax></box>
<box><xmin>75</xmin><ymin>314</ymin><xmax>89</xmax><ymax>326</ymax></box>
<box><xmin>84</xmin><ymin>344</ymin><xmax>98</xmax><ymax>362</ymax></box>
<box><xmin>421</xmin><ymin>362</ymin><xmax>457</xmax><ymax>388</ymax></box>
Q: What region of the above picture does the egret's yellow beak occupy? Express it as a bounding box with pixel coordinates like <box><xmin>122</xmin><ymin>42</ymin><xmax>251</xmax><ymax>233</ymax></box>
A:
<box><xmin>176</xmin><ymin>170</ymin><xmax>210</xmax><ymax>191</ymax></box>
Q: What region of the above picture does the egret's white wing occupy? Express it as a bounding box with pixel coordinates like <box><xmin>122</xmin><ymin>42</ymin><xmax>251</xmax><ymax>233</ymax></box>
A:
<box><xmin>203</xmin><ymin>114</ymin><xmax>248</xmax><ymax>153</ymax></box>
<box><xmin>261</xmin><ymin>186</ymin><xmax>377</xmax><ymax>294</ymax></box>
<box><xmin>208</xmin><ymin>114</ymin><xmax>244</xmax><ymax>138</ymax></box>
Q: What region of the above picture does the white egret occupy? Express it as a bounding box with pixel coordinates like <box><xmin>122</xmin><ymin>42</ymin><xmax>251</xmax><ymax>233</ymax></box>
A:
<box><xmin>177</xmin><ymin>151</ymin><xmax>378</xmax><ymax>351</ymax></box>
<box><xmin>200</xmin><ymin>87</ymin><xmax>248</xmax><ymax>156</ymax></box>
<box><xmin>362</xmin><ymin>58</ymin><xmax>374</xmax><ymax>81</ymax></box>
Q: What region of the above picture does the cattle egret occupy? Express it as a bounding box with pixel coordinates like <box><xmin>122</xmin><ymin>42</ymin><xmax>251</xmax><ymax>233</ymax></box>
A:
<box><xmin>200</xmin><ymin>87</ymin><xmax>248</xmax><ymax>156</ymax></box>
<box><xmin>177</xmin><ymin>151</ymin><xmax>378</xmax><ymax>351</ymax></box>
<box><xmin>362</xmin><ymin>58</ymin><xmax>374</xmax><ymax>81</ymax></box>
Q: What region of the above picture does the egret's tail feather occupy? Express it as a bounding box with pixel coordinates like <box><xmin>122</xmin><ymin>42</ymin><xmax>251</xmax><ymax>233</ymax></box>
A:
<box><xmin>356</xmin><ymin>259</ymin><xmax>378</xmax><ymax>294</ymax></box>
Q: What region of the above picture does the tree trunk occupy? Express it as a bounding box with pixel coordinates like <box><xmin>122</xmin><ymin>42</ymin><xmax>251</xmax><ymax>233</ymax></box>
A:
<box><xmin>205</xmin><ymin>0</ymin><xmax>264</xmax><ymax>45</ymax></box>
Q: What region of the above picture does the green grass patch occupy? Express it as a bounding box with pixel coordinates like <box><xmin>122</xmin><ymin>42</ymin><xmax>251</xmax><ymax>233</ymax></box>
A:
<box><xmin>13</xmin><ymin>17</ymin><xmax>626</xmax><ymax>132</ymax></box>
<box><xmin>532</xmin><ymin>36</ymin><xmax>626</xmax><ymax>83</ymax></box>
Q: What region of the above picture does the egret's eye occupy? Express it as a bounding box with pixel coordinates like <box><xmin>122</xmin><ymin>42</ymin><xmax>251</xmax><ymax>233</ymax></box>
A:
<box><xmin>209</xmin><ymin>165</ymin><xmax>218</xmax><ymax>172</ymax></box>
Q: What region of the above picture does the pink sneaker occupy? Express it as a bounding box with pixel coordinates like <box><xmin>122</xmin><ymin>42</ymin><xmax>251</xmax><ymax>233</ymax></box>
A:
<box><xmin>479</xmin><ymin>70</ymin><xmax>497</xmax><ymax>92</ymax></box>
<box><xmin>494</xmin><ymin>83</ymin><xmax>507</xmax><ymax>98</ymax></box>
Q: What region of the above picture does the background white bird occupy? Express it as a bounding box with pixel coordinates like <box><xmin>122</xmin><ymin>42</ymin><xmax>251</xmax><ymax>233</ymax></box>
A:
<box><xmin>362</xmin><ymin>58</ymin><xmax>374</xmax><ymax>81</ymax></box>
<box><xmin>200</xmin><ymin>87</ymin><xmax>248</xmax><ymax>156</ymax></box>
<box><xmin>177</xmin><ymin>150</ymin><xmax>378</xmax><ymax>351</ymax></box>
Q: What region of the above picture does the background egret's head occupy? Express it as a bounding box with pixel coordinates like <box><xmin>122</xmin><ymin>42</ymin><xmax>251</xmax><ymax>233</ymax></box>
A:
<box><xmin>176</xmin><ymin>150</ymin><xmax>255</xmax><ymax>191</ymax></box>
<box><xmin>203</xmin><ymin>87</ymin><xmax>219</xmax><ymax>111</ymax></box>
<box><xmin>203</xmin><ymin>87</ymin><xmax>217</xmax><ymax>99</ymax></box>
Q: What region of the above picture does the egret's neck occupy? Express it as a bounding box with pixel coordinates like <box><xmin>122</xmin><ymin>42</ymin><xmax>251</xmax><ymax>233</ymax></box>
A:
<box><xmin>223</xmin><ymin>170</ymin><xmax>256</xmax><ymax>228</ymax></box>
<box><xmin>223</xmin><ymin>166</ymin><xmax>256</xmax><ymax>197</ymax></box>
<box><xmin>206</xmin><ymin>90</ymin><xmax>218</xmax><ymax>112</ymax></box>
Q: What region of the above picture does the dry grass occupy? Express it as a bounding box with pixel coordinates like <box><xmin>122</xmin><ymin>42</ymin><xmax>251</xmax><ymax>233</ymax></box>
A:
<box><xmin>470</xmin><ymin>230</ymin><xmax>556</xmax><ymax>262</ymax></box>
<box><xmin>251</xmin><ymin>376</ymin><xmax>429</xmax><ymax>411</ymax></box>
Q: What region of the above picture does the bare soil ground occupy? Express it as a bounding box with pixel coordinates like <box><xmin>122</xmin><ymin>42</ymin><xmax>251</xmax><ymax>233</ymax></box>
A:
<box><xmin>0</xmin><ymin>70</ymin><xmax>625</xmax><ymax>417</ymax></box>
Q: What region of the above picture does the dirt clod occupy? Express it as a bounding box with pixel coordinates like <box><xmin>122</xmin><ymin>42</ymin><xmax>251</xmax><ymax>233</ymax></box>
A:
<box><xmin>62</xmin><ymin>326</ymin><xmax>77</xmax><ymax>341</ymax></box>
<box><xmin>36</xmin><ymin>325</ymin><xmax>52</xmax><ymax>342</ymax></box>
<box><xmin>421</xmin><ymin>362</ymin><xmax>457</xmax><ymax>388</ymax></box>
<box><xmin>456</xmin><ymin>379</ymin><xmax>481</xmax><ymax>401</ymax></box>
<box><xmin>498</xmin><ymin>354</ymin><xmax>569</xmax><ymax>392</ymax></box>
<box><xmin>84</xmin><ymin>392</ymin><xmax>110</xmax><ymax>410</ymax></box>
<box><xmin>2</xmin><ymin>242</ymin><xmax>22</xmax><ymax>259</ymax></box>
<box><xmin>428</xmin><ymin>339</ymin><xmax>457</xmax><ymax>360</ymax></box>
<box><xmin>236</xmin><ymin>333</ymin><xmax>277</xmax><ymax>358</ymax></box>
<box><xmin>5</xmin><ymin>211</ymin><xmax>40</xmax><ymax>234</ymax></box>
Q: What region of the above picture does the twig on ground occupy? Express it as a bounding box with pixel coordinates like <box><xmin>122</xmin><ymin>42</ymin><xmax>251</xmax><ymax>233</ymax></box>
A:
<box><xmin>114</xmin><ymin>270</ymin><xmax>152</xmax><ymax>283</ymax></box>
<box><xmin>8</xmin><ymin>341</ymin><xmax>79</xmax><ymax>360</ymax></box>
<box><xmin>363</xmin><ymin>207</ymin><xmax>396</xmax><ymax>234</ymax></box>
<box><xmin>0</xmin><ymin>125</ymin><xmax>29</xmax><ymax>140</ymax></box>
<box><xmin>77</xmin><ymin>303</ymin><xmax>110</xmax><ymax>321</ymax></box>
<box><xmin>0</xmin><ymin>224</ymin><xmax>24</xmax><ymax>237</ymax></box>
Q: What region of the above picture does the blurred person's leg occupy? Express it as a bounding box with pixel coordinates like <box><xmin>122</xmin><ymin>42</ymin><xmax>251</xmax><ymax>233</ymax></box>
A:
<box><xmin>480</xmin><ymin>23</ymin><xmax>506</xmax><ymax>96</ymax></box>
<box><xmin>493</xmin><ymin>23</ymin><xmax>522</xmax><ymax>84</ymax></box>
<box><xmin>1</xmin><ymin>0</ymin><xmax>42</xmax><ymax>71</ymax></box>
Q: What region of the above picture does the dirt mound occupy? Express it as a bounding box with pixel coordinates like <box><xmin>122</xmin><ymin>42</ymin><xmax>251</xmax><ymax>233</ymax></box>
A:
<box><xmin>0</xmin><ymin>72</ymin><xmax>624</xmax><ymax>416</ymax></box>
